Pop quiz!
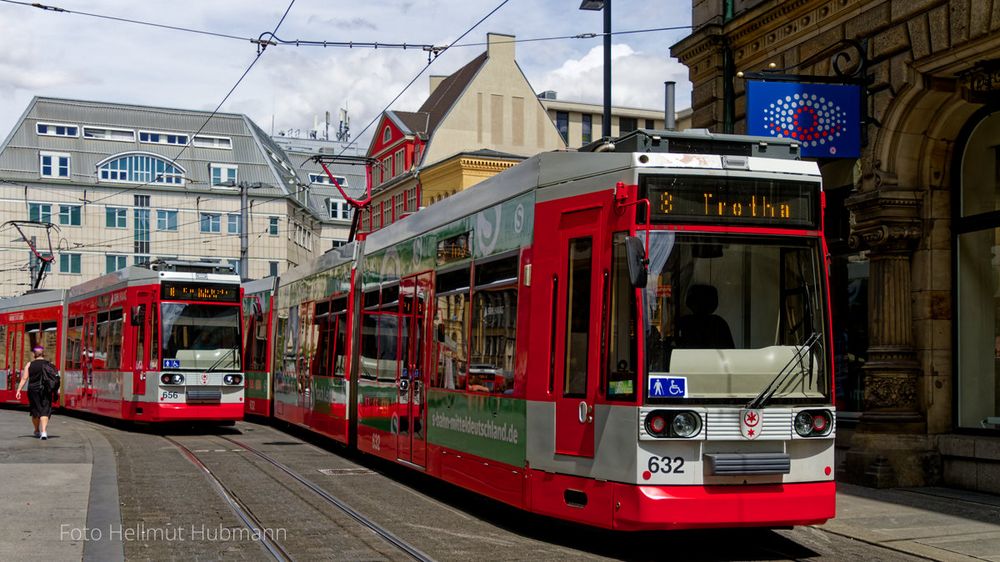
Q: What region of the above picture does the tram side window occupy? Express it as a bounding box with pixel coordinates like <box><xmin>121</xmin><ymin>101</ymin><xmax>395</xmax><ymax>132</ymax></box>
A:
<box><xmin>134</xmin><ymin>306</ymin><xmax>146</xmax><ymax>370</ymax></box>
<box><xmin>23</xmin><ymin>323</ymin><xmax>38</xmax><ymax>367</ymax></box>
<box><xmin>433</xmin><ymin>267</ymin><xmax>470</xmax><ymax>391</ymax></box>
<box><xmin>150</xmin><ymin>305</ymin><xmax>159</xmax><ymax>367</ymax></box>
<box><xmin>331</xmin><ymin>297</ymin><xmax>348</xmax><ymax>377</ymax></box>
<box><xmin>469</xmin><ymin>255</ymin><xmax>519</xmax><ymax>396</ymax></box>
<box><xmin>249</xmin><ymin>309</ymin><xmax>268</xmax><ymax>372</ymax></box>
<box><xmin>377</xmin><ymin>285</ymin><xmax>400</xmax><ymax>383</ymax></box>
<box><xmin>565</xmin><ymin>238</ymin><xmax>593</xmax><ymax>397</ymax></box>
<box><xmin>96</xmin><ymin>310</ymin><xmax>124</xmax><ymax>370</ymax></box>
<box><xmin>607</xmin><ymin>233</ymin><xmax>638</xmax><ymax>400</ymax></box>
<box><xmin>283</xmin><ymin>305</ymin><xmax>300</xmax><ymax>380</ymax></box>
<box><xmin>0</xmin><ymin>324</ymin><xmax>7</xmax><ymax>371</ymax></box>
<box><xmin>313</xmin><ymin>300</ymin><xmax>333</xmax><ymax>377</ymax></box>
<box><xmin>66</xmin><ymin>317</ymin><xmax>83</xmax><ymax>369</ymax></box>
<box><xmin>298</xmin><ymin>302</ymin><xmax>318</xmax><ymax>377</ymax></box>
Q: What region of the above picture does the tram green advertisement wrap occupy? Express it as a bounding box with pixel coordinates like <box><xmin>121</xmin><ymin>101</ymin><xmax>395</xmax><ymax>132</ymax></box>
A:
<box><xmin>426</xmin><ymin>389</ymin><xmax>526</xmax><ymax>467</ymax></box>
<box><xmin>362</xmin><ymin>192</ymin><xmax>535</xmax><ymax>286</ymax></box>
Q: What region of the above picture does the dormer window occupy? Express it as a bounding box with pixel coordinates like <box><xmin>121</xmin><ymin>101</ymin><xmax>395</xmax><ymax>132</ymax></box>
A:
<box><xmin>383</xmin><ymin>126</ymin><xmax>392</xmax><ymax>143</ymax></box>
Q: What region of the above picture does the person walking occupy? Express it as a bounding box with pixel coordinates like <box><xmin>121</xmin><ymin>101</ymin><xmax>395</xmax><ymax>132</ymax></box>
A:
<box><xmin>14</xmin><ymin>345</ymin><xmax>54</xmax><ymax>440</ymax></box>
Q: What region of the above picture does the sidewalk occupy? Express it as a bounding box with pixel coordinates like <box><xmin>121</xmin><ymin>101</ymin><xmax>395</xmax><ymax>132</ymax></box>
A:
<box><xmin>826</xmin><ymin>483</ymin><xmax>1000</xmax><ymax>561</ymax></box>
<box><xmin>0</xmin><ymin>407</ymin><xmax>123</xmax><ymax>562</ymax></box>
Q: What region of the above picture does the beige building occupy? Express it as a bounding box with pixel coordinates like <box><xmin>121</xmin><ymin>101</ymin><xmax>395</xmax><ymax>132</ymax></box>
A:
<box><xmin>360</xmin><ymin>32</ymin><xmax>692</xmax><ymax>234</ymax></box>
<box><xmin>0</xmin><ymin>97</ymin><xmax>324</xmax><ymax>296</ymax></box>
<box><xmin>672</xmin><ymin>0</ymin><xmax>1000</xmax><ymax>491</ymax></box>
<box><xmin>539</xmin><ymin>95</ymin><xmax>693</xmax><ymax>148</ymax></box>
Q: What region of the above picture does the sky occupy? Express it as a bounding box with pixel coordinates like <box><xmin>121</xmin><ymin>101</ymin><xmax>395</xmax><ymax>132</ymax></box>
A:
<box><xmin>0</xmin><ymin>0</ymin><xmax>693</xmax><ymax>148</ymax></box>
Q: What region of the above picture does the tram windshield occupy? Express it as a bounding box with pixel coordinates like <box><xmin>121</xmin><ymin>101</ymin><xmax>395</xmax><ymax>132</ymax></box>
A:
<box><xmin>161</xmin><ymin>303</ymin><xmax>241</xmax><ymax>370</ymax></box>
<box><xmin>643</xmin><ymin>232</ymin><xmax>828</xmax><ymax>403</ymax></box>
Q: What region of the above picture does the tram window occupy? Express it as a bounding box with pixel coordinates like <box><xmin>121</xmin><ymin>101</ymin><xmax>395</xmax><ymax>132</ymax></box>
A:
<box><xmin>377</xmin><ymin>309</ymin><xmax>399</xmax><ymax>383</ymax></box>
<box><xmin>134</xmin><ymin>306</ymin><xmax>146</xmax><ymax>370</ymax></box>
<box><xmin>23</xmin><ymin>323</ymin><xmax>38</xmax><ymax>366</ymax></box>
<box><xmin>0</xmin><ymin>324</ymin><xmax>6</xmax><ymax>370</ymax></box>
<box><xmin>283</xmin><ymin>305</ymin><xmax>300</xmax><ymax>381</ymax></box>
<box><xmin>66</xmin><ymin>317</ymin><xmax>83</xmax><ymax>369</ymax></box>
<box><xmin>360</xmin><ymin>312</ymin><xmax>378</xmax><ymax>380</ymax></box>
<box><xmin>332</xmin><ymin>312</ymin><xmax>347</xmax><ymax>377</ymax></box>
<box><xmin>564</xmin><ymin>238</ymin><xmax>593</xmax><ymax>397</ymax></box>
<box><xmin>104</xmin><ymin>310</ymin><xmax>124</xmax><ymax>370</ymax></box>
<box><xmin>470</xmin><ymin>255</ymin><xmax>519</xmax><ymax>395</ymax></box>
<box><xmin>313</xmin><ymin>300</ymin><xmax>333</xmax><ymax>377</ymax></box>
<box><xmin>149</xmin><ymin>306</ymin><xmax>159</xmax><ymax>367</ymax></box>
<box><xmin>363</xmin><ymin>289</ymin><xmax>380</xmax><ymax>310</ymax></box>
<box><xmin>607</xmin><ymin>233</ymin><xmax>638</xmax><ymax>400</ymax></box>
<box><xmin>303</xmin><ymin>303</ymin><xmax>318</xmax><ymax>376</ymax></box>
<box><xmin>433</xmin><ymin>266</ymin><xmax>471</xmax><ymax>390</ymax></box>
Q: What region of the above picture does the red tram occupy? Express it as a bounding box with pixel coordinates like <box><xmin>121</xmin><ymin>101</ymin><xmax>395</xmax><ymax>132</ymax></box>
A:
<box><xmin>0</xmin><ymin>290</ymin><xmax>64</xmax><ymax>406</ymax></box>
<box><xmin>1</xmin><ymin>259</ymin><xmax>245</xmax><ymax>423</ymax></box>
<box><xmin>250</xmin><ymin>130</ymin><xmax>837</xmax><ymax>530</ymax></box>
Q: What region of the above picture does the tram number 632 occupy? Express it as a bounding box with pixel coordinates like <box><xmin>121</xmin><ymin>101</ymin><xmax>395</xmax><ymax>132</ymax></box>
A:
<box><xmin>647</xmin><ymin>455</ymin><xmax>685</xmax><ymax>474</ymax></box>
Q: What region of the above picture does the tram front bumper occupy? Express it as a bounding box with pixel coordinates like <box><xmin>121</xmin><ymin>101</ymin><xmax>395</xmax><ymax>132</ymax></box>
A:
<box><xmin>612</xmin><ymin>480</ymin><xmax>835</xmax><ymax>531</ymax></box>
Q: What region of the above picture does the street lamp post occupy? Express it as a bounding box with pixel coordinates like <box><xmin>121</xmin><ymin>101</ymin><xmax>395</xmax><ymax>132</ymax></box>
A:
<box><xmin>580</xmin><ymin>0</ymin><xmax>611</xmax><ymax>138</ymax></box>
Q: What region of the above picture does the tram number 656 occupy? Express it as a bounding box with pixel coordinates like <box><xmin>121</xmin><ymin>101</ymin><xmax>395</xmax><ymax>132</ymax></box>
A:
<box><xmin>647</xmin><ymin>456</ymin><xmax>685</xmax><ymax>474</ymax></box>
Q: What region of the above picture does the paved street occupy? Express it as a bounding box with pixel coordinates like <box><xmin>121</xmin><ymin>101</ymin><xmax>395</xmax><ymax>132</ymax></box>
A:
<box><xmin>3</xmin><ymin>406</ymin><xmax>1000</xmax><ymax>561</ymax></box>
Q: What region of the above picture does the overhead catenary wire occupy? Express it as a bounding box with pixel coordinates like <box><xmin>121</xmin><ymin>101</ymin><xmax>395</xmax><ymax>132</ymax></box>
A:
<box><xmin>83</xmin><ymin>0</ymin><xmax>296</xmax><ymax>207</ymax></box>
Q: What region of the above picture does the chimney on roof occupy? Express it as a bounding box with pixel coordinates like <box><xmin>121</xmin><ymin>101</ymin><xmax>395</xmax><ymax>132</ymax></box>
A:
<box><xmin>487</xmin><ymin>32</ymin><xmax>515</xmax><ymax>61</ymax></box>
<box><xmin>429</xmin><ymin>75</ymin><xmax>447</xmax><ymax>96</ymax></box>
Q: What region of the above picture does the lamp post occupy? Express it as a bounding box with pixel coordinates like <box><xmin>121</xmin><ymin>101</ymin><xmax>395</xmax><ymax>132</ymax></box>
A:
<box><xmin>580</xmin><ymin>0</ymin><xmax>611</xmax><ymax>138</ymax></box>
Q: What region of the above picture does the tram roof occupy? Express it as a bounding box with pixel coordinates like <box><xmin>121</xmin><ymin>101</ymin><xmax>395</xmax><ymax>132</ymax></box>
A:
<box><xmin>242</xmin><ymin>276</ymin><xmax>277</xmax><ymax>296</ymax></box>
<box><xmin>0</xmin><ymin>289</ymin><xmax>65</xmax><ymax>313</ymax></box>
<box><xmin>362</xmin><ymin>144</ymin><xmax>821</xmax><ymax>256</ymax></box>
<box><xmin>67</xmin><ymin>264</ymin><xmax>240</xmax><ymax>302</ymax></box>
<box><xmin>275</xmin><ymin>242</ymin><xmax>357</xmax><ymax>290</ymax></box>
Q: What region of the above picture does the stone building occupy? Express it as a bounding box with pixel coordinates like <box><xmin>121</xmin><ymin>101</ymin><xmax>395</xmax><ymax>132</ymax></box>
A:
<box><xmin>0</xmin><ymin>97</ymin><xmax>324</xmax><ymax>295</ymax></box>
<box><xmin>672</xmin><ymin>0</ymin><xmax>1000</xmax><ymax>491</ymax></box>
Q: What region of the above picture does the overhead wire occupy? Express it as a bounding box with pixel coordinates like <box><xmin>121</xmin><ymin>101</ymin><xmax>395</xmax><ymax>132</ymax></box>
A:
<box><xmin>246</xmin><ymin>0</ymin><xmax>513</xmax><ymax>252</ymax></box>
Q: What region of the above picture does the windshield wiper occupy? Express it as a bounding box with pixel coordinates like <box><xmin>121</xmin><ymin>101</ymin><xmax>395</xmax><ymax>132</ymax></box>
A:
<box><xmin>204</xmin><ymin>345</ymin><xmax>241</xmax><ymax>373</ymax></box>
<box><xmin>746</xmin><ymin>331</ymin><xmax>822</xmax><ymax>410</ymax></box>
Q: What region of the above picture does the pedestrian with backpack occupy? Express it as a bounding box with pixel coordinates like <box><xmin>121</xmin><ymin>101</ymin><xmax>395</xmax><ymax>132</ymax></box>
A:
<box><xmin>14</xmin><ymin>345</ymin><xmax>56</xmax><ymax>440</ymax></box>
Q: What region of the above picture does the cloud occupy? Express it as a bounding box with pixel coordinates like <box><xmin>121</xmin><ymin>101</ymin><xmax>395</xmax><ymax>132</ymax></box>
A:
<box><xmin>533</xmin><ymin>44</ymin><xmax>692</xmax><ymax>111</ymax></box>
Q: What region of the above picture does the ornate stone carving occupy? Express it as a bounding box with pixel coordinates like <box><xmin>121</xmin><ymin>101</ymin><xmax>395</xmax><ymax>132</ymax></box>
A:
<box><xmin>863</xmin><ymin>368</ymin><xmax>919</xmax><ymax>412</ymax></box>
<box><xmin>847</xmin><ymin>189</ymin><xmax>923</xmax><ymax>253</ymax></box>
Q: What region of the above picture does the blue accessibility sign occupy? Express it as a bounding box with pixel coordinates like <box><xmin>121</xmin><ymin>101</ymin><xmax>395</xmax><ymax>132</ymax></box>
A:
<box><xmin>163</xmin><ymin>359</ymin><xmax>180</xmax><ymax>369</ymax></box>
<box><xmin>648</xmin><ymin>375</ymin><xmax>686</xmax><ymax>398</ymax></box>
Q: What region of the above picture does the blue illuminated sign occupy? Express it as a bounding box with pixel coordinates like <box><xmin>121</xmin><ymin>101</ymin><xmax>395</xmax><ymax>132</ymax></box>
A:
<box><xmin>163</xmin><ymin>359</ymin><xmax>180</xmax><ymax>369</ymax></box>
<box><xmin>747</xmin><ymin>81</ymin><xmax>860</xmax><ymax>159</ymax></box>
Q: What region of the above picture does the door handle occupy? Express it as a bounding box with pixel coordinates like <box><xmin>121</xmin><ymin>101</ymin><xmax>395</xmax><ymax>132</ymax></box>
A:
<box><xmin>577</xmin><ymin>401</ymin><xmax>594</xmax><ymax>424</ymax></box>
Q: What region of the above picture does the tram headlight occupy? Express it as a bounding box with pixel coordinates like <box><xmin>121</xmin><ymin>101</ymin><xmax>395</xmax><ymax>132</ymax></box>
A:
<box><xmin>671</xmin><ymin>411</ymin><xmax>702</xmax><ymax>438</ymax></box>
<box><xmin>794</xmin><ymin>409</ymin><xmax>833</xmax><ymax>437</ymax></box>
<box><xmin>644</xmin><ymin>410</ymin><xmax>703</xmax><ymax>438</ymax></box>
<box><xmin>169</xmin><ymin>374</ymin><xmax>185</xmax><ymax>385</ymax></box>
<box><xmin>223</xmin><ymin>374</ymin><xmax>243</xmax><ymax>385</ymax></box>
<box><xmin>160</xmin><ymin>374</ymin><xmax>171</xmax><ymax>385</ymax></box>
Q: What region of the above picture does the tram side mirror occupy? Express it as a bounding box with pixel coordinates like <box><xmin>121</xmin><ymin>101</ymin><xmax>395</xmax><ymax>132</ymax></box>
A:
<box><xmin>130</xmin><ymin>306</ymin><xmax>145</xmax><ymax>326</ymax></box>
<box><xmin>625</xmin><ymin>236</ymin><xmax>648</xmax><ymax>289</ymax></box>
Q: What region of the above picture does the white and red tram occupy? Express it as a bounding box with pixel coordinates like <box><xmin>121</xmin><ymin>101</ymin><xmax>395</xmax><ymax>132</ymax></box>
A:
<box><xmin>254</xmin><ymin>130</ymin><xmax>837</xmax><ymax>530</ymax></box>
<box><xmin>58</xmin><ymin>260</ymin><xmax>245</xmax><ymax>422</ymax></box>
<box><xmin>0</xmin><ymin>290</ymin><xmax>65</xmax><ymax>406</ymax></box>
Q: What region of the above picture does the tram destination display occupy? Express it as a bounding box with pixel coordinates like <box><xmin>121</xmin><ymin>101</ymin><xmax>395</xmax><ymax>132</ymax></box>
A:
<box><xmin>161</xmin><ymin>281</ymin><xmax>240</xmax><ymax>302</ymax></box>
<box><xmin>644</xmin><ymin>176</ymin><xmax>819</xmax><ymax>229</ymax></box>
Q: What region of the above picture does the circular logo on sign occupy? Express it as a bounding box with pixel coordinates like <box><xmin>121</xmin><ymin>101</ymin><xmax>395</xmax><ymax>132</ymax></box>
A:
<box><xmin>761</xmin><ymin>93</ymin><xmax>847</xmax><ymax>149</ymax></box>
<box><xmin>744</xmin><ymin>410</ymin><xmax>759</xmax><ymax>427</ymax></box>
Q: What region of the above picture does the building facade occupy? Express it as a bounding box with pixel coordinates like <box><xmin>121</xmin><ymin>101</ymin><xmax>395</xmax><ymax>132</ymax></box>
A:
<box><xmin>672</xmin><ymin>0</ymin><xmax>1000</xmax><ymax>491</ymax></box>
<box><xmin>0</xmin><ymin>97</ymin><xmax>323</xmax><ymax>295</ymax></box>
<box><xmin>539</xmin><ymin>93</ymin><xmax>693</xmax><ymax>147</ymax></box>
<box><xmin>360</xmin><ymin>32</ymin><xmax>692</xmax><ymax>235</ymax></box>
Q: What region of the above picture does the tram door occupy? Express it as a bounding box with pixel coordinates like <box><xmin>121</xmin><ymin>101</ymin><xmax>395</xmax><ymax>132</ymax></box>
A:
<box><xmin>397</xmin><ymin>273</ymin><xmax>432</xmax><ymax>466</ymax></box>
<box><xmin>554</xmin><ymin>208</ymin><xmax>604</xmax><ymax>458</ymax></box>
<box><xmin>131</xmin><ymin>294</ymin><xmax>155</xmax><ymax>399</ymax></box>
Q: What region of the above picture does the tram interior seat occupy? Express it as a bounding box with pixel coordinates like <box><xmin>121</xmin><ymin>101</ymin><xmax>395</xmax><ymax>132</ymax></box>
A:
<box><xmin>676</xmin><ymin>284</ymin><xmax>735</xmax><ymax>349</ymax></box>
<box><xmin>667</xmin><ymin>346</ymin><xmax>821</xmax><ymax>398</ymax></box>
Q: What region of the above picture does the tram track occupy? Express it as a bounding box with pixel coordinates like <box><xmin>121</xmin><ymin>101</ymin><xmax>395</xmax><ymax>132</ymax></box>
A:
<box><xmin>164</xmin><ymin>436</ymin><xmax>294</xmax><ymax>562</ymax></box>
<box><xmin>220</xmin><ymin>435</ymin><xmax>434</xmax><ymax>562</ymax></box>
<box><xmin>164</xmin><ymin>432</ymin><xmax>433</xmax><ymax>562</ymax></box>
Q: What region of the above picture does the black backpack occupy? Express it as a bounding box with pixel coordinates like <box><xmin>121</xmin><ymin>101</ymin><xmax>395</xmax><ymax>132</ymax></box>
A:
<box><xmin>40</xmin><ymin>361</ymin><xmax>60</xmax><ymax>394</ymax></box>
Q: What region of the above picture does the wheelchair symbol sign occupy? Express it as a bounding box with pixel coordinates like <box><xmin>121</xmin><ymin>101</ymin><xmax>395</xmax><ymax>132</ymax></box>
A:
<box><xmin>649</xmin><ymin>376</ymin><xmax>686</xmax><ymax>398</ymax></box>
